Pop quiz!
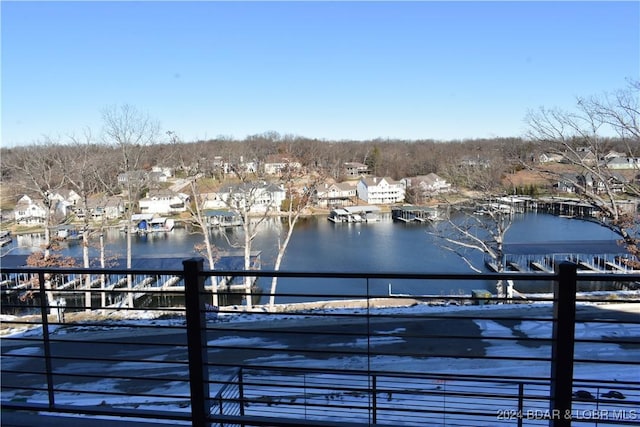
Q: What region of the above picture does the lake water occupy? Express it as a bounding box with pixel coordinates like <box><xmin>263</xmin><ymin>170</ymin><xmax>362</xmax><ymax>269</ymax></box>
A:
<box><xmin>2</xmin><ymin>212</ymin><xmax>628</xmax><ymax>304</ymax></box>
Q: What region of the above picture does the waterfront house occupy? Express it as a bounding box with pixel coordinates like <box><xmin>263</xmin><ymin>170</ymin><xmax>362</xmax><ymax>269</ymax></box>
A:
<box><xmin>14</xmin><ymin>195</ymin><xmax>47</xmax><ymax>225</ymax></box>
<box><xmin>79</xmin><ymin>195</ymin><xmax>125</xmax><ymax>221</ymax></box>
<box><xmin>219</xmin><ymin>182</ymin><xmax>286</xmax><ymax>214</ymax></box>
<box><xmin>343</xmin><ymin>162</ymin><xmax>370</xmax><ymax>179</ymax></box>
<box><xmin>201</xmin><ymin>192</ymin><xmax>227</xmax><ymax>210</ymax></box>
<box><xmin>576</xmin><ymin>172</ymin><xmax>628</xmax><ymax>194</ymax></box>
<box><xmin>47</xmin><ymin>189</ymin><xmax>81</xmax><ymax>208</ymax></box>
<box><xmin>402</xmin><ymin>173</ymin><xmax>452</xmax><ymax>198</ymax></box>
<box><xmin>103</xmin><ymin>196</ymin><xmax>125</xmax><ymax>220</ymax></box>
<box><xmin>553</xmin><ymin>174</ymin><xmax>578</xmax><ymax>193</ymax></box>
<box><xmin>138</xmin><ymin>190</ymin><xmax>188</xmax><ymax>215</ymax></box>
<box><xmin>315</xmin><ymin>182</ymin><xmax>357</xmax><ymax>208</ymax></box>
<box><xmin>46</xmin><ymin>189</ymin><xmax>81</xmax><ymax>218</ymax></box>
<box><xmin>357</xmin><ymin>177</ymin><xmax>405</xmax><ymax>204</ymax></box>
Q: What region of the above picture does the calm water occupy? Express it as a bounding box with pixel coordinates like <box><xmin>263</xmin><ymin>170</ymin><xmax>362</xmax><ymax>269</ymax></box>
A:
<box><xmin>2</xmin><ymin>212</ymin><xmax>625</xmax><ymax>303</ymax></box>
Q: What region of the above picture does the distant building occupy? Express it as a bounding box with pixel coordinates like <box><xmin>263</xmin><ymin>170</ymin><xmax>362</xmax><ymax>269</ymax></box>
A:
<box><xmin>151</xmin><ymin>166</ymin><xmax>174</xmax><ymax>178</ymax></box>
<box><xmin>402</xmin><ymin>173</ymin><xmax>452</xmax><ymax>199</ymax></box>
<box><xmin>315</xmin><ymin>182</ymin><xmax>357</xmax><ymax>208</ymax></box>
<box><xmin>47</xmin><ymin>189</ymin><xmax>81</xmax><ymax>217</ymax></box>
<box><xmin>343</xmin><ymin>162</ymin><xmax>370</xmax><ymax>178</ymax></box>
<box><xmin>219</xmin><ymin>182</ymin><xmax>286</xmax><ymax>214</ymax></box>
<box><xmin>357</xmin><ymin>177</ymin><xmax>405</xmax><ymax>204</ymax></box>
<box><xmin>138</xmin><ymin>190</ymin><xmax>189</xmax><ymax>215</ymax></box>
<box><xmin>606</xmin><ymin>156</ymin><xmax>640</xmax><ymax>170</ymax></box>
<box><xmin>263</xmin><ymin>155</ymin><xmax>302</xmax><ymax>176</ymax></box>
<box><xmin>553</xmin><ymin>174</ymin><xmax>578</xmax><ymax>193</ymax></box>
<box><xmin>75</xmin><ymin>195</ymin><xmax>125</xmax><ymax>221</ymax></box>
<box><xmin>538</xmin><ymin>153</ymin><xmax>565</xmax><ymax>163</ymax></box>
<box><xmin>117</xmin><ymin>171</ymin><xmax>148</xmax><ymax>187</ymax></box>
<box><xmin>14</xmin><ymin>195</ymin><xmax>47</xmax><ymax>225</ymax></box>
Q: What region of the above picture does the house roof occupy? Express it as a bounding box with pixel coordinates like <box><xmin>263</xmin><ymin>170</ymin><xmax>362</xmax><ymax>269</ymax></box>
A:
<box><xmin>344</xmin><ymin>162</ymin><xmax>367</xmax><ymax>168</ymax></box>
<box><xmin>360</xmin><ymin>177</ymin><xmax>398</xmax><ymax>187</ymax></box>
<box><xmin>147</xmin><ymin>189</ymin><xmax>179</xmax><ymax>198</ymax></box>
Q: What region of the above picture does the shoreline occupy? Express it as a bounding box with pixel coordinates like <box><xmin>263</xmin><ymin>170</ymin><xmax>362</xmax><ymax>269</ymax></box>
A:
<box><xmin>2</xmin><ymin>296</ymin><xmax>638</xmax><ymax>338</ymax></box>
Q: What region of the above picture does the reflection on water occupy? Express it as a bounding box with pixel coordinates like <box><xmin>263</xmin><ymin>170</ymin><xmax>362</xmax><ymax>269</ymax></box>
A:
<box><xmin>1</xmin><ymin>212</ymin><xmax>629</xmax><ymax>304</ymax></box>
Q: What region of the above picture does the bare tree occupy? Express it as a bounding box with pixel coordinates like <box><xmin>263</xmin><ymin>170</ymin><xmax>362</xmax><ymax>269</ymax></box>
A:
<box><xmin>3</xmin><ymin>140</ymin><xmax>67</xmax><ymax>261</ymax></box>
<box><xmin>435</xmin><ymin>201</ymin><xmax>515</xmax><ymax>298</ymax></box>
<box><xmin>101</xmin><ymin>104</ymin><xmax>160</xmax><ymax>307</ymax></box>
<box><xmin>220</xmin><ymin>180</ymin><xmax>277</xmax><ymax>309</ymax></box>
<box><xmin>2</xmin><ymin>139</ymin><xmax>75</xmax><ymax>307</ymax></box>
<box><xmin>525</xmin><ymin>80</ymin><xmax>639</xmax><ymax>265</ymax></box>
<box><xmin>186</xmin><ymin>180</ymin><xmax>221</xmax><ymax>306</ymax></box>
<box><xmin>57</xmin><ymin>131</ymin><xmax>114</xmax><ymax>311</ymax></box>
<box><xmin>268</xmin><ymin>164</ymin><xmax>321</xmax><ymax>310</ymax></box>
<box><xmin>431</xmin><ymin>159</ymin><xmax>517</xmax><ymax>299</ymax></box>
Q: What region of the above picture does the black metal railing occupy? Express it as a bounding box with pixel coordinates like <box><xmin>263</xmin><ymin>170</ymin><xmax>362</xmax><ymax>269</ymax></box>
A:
<box><xmin>1</xmin><ymin>261</ymin><xmax>639</xmax><ymax>426</ymax></box>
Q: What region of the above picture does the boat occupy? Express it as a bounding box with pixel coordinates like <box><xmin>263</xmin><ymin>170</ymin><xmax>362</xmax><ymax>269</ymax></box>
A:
<box><xmin>121</xmin><ymin>214</ymin><xmax>175</xmax><ymax>234</ymax></box>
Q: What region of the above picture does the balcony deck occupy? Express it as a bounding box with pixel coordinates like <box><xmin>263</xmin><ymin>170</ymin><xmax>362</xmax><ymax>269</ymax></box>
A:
<box><xmin>1</xmin><ymin>262</ymin><xmax>639</xmax><ymax>426</ymax></box>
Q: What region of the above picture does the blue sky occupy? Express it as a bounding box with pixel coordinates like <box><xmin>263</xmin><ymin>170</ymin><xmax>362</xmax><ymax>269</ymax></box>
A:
<box><xmin>1</xmin><ymin>1</ymin><xmax>638</xmax><ymax>146</ymax></box>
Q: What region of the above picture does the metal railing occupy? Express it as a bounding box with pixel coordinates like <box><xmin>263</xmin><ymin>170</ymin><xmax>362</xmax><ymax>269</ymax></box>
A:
<box><xmin>1</xmin><ymin>260</ymin><xmax>639</xmax><ymax>426</ymax></box>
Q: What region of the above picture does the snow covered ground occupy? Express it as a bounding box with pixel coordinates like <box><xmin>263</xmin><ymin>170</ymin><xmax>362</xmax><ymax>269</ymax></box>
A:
<box><xmin>2</xmin><ymin>300</ymin><xmax>639</xmax><ymax>426</ymax></box>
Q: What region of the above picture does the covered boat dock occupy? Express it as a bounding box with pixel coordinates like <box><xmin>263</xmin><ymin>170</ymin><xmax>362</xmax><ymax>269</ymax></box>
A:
<box><xmin>391</xmin><ymin>205</ymin><xmax>441</xmax><ymax>223</ymax></box>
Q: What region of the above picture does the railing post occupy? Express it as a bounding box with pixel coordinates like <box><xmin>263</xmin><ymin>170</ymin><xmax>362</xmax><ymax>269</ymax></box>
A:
<box><xmin>238</xmin><ymin>367</ymin><xmax>245</xmax><ymax>416</ymax></box>
<box><xmin>371</xmin><ymin>374</ymin><xmax>377</xmax><ymax>424</ymax></box>
<box><xmin>183</xmin><ymin>258</ymin><xmax>211</xmax><ymax>427</ymax></box>
<box><xmin>37</xmin><ymin>271</ymin><xmax>55</xmax><ymax>409</ymax></box>
<box><xmin>550</xmin><ymin>262</ymin><xmax>577</xmax><ymax>427</ymax></box>
<box><xmin>518</xmin><ymin>383</ymin><xmax>524</xmax><ymax>427</ymax></box>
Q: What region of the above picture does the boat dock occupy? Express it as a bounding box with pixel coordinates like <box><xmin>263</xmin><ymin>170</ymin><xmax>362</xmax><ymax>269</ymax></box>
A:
<box><xmin>0</xmin><ymin>252</ymin><xmax>263</xmax><ymax>312</ymax></box>
<box><xmin>391</xmin><ymin>206</ymin><xmax>441</xmax><ymax>223</ymax></box>
<box><xmin>328</xmin><ymin>206</ymin><xmax>381</xmax><ymax>223</ymax></box>
<box><xmin>205</xmin><ymin>210</ymin><xmax>243</xmax><ymax>227</ymax></box>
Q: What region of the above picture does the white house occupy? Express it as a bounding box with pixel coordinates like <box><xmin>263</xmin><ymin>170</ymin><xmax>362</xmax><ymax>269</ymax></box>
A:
<box><xmin>606</xmin><ymin>156</ymin><xmax>640</xmax><ymax>170</ymax></box>
<box><xmin>117</xmin><ymin>170</ymin><xmax>148</xmax><ymax>186</ymax></box>
<box><xmin>263</xmin><ymin>155</ymin><xmax>302</xmax><ymax>176</ymax></box>
<box><xmin>219</xmin><ymin>182</ymin><xmax>286</xmax><ymax>214</ymax></box>
<box><xmin>138</xmin><ymin>190</ymin><xmax>188</xmax><ymax>215</ymax></box>
<box><xmin>14</xmin><ymin>195</ymin><xmax>48</xmax><ymax>225</ymax></box>
<box><xmin>198</xmin><ymin>192</ymin><xmax>229</xmax><ymax>210</ymax></box>
<box><xmin>402</xmin><ymin>173</ymin><xmax>452</xmax><ymax>196</ymax></box>
<box><xmin>48</xmin><ymin>189</ymin><xmax>81</xmax><ymax>207</ymax></box>
<box><xmin>151</xmin><ymin>166</ymin><xmax>174</xmax><ymax>178</ymax></box>
<box><xmin>538</xmin><ymin>153</ymin><xmax>565</xmax><ymax>163</ymax></box>
<box><xmin>357</xmin><ymin>177</ymin><xmax>405</xmax><ymax>204</ymax></box>
<box><xmin>315</xmin><ymin>182</ymin><xmax>357</xmax><ymax>208</ymax></box>
<box><xmin>47</xmin><ymin>189</ymin><xmax>81</xmax><ymax>217</ymax></box>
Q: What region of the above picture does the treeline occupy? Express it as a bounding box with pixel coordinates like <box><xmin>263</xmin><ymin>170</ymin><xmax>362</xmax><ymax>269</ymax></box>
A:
<box><xmin>0</xmin><ymin>134</ymin><xmax>517</xmax><ymax>194</ymax></box>
<box><xmin>0</xmin><ymin>129</ymin><xmax>635</xmax><ymax>206</ymax></box>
